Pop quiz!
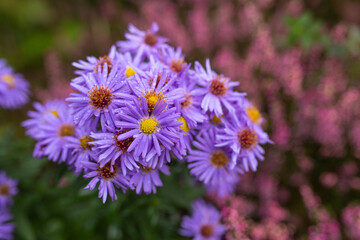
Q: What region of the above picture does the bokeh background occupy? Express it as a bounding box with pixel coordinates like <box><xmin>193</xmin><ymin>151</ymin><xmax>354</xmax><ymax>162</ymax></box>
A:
<box><xmin>1</xmin><ymin>0</ymin><xmax>360</xmax><ymax>239</ymax></box>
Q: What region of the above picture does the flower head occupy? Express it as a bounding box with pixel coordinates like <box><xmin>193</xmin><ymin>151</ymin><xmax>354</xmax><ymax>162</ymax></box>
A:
<box><xmin>216</xmin><ymin>109</ymin><xmax>272</xmax><ymax>171</ymax></box>
<box><xmin>90</xmin><ymin>128</ymin><xmax>139</xmax><ymax>175</ymax></box>
<box><xmin>0</xmin><ymin>172</ymin><xmax>18</xmax><ymax>209</ymax></box>
<box><xmin>115</xmin><ymin>98</ymin><xmax>181</xmax><ymax>160</ymax></box>
<box><xmin>117</xmin><ymin>22</ymin><xmax>168</xmax><ymax>62</ymax></box>
<box><xmin>192</xmin><ymin>59</ymin><xmax>245</xmax><ymax>117</ymax></box>
<box><xmin>187</xmin><ymin>130</ymin><xmax>243</xmax><ymax>197</ymax></box>
<box><xmin>0</xmin><ymin>59</ymin><xmax>29</xmax><ymax>109</ymax></box>
<box><xmin>22</xmin><ymin>100</ymin><xmax>67</xmax><ymax>140</ymax></box>
<box><xmin>33</xmin><ymin>101</ymin><xmax>78</xmax><ymax>163</ymax></box>
<box><xmin>66</xmin><ymin>65</ymin><xmax>127</xmax><ymax>130</ymax></box>
<box><xmin>180</xmin><ymin>199</ymin><xmax>226</xmax><ymax>240</ymax></box>
<box><xmin>72</xmin><ymin>45</ymin><xmax>119</xmax><ymax>75</ymax></box>
<box><xmin>83</xmin><ymin>160</ymin><xmax>130</xmax><ymax>203</ymax></box>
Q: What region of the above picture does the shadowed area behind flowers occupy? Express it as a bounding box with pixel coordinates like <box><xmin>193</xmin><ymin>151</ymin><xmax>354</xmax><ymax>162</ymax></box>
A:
<box><xmin>1</xmin><ymin>0</ymin><xmax>360</xmax><ymax>239</ymax></box>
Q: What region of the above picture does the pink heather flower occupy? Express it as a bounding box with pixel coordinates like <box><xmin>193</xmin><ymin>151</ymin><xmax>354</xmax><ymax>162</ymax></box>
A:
<box><xmin>342</xmin><ymin>204</ymin><xmax>360</xmax><ymax>239</ymax></box>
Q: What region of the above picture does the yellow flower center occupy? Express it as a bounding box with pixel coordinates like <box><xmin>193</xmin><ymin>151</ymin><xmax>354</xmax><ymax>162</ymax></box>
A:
<box><xmin>79</xmin><ymin>135</ymin><xmax>93</xmax><ymax>150</ymax></box>
<box><xmin>1</xmin><ymin>74</ymin><xmax>16</xmax><ymax>89</ymax></box>
<box><xmin>210</xmin><ymin>150</ymin><xmax>229</xmax><ymax>168</ymax></box>
<box><xmin>50</xmin><ymin>110</ymin><xmax>59</xmax><ymax>118</ymax></box>
<box><xmin>246</xmin><ymin>106</ymin><xmax>261</xmax><ymax>124</ymax></box>
<box><xmin>143</xmin><ymin>89</ymin><xmax>165</xmax><ymax>112</ymax></box>
<box><xmin>140</xmin><ymin>118</ymin><xmax>158</xmax><ymax>134</ymax></box>
<box><xmin>125</xmin><ymin>67</ymin><xmax>136</xmax><ymax>77</ymax></box>
<box><xmin>178</xmin><ymin>116</ymin><xmax>189</xmax><ymax>133</ymax></box>
<box><xmin>211</xmin><ymin>115</ymin><xmax>222</xmax><ymax>124</ymax></box>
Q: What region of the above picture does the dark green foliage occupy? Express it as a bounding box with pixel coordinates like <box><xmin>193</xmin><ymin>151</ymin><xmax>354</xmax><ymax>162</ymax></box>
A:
<box><xmin>0</xmin><ymin>127</ymin><xmax>204</xmax><ymax>240</ymax></box>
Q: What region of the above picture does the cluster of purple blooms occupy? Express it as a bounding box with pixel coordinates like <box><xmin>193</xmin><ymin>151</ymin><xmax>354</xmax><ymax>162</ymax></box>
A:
<box><xmin>0</xmin><ymin>59</ymin><xmax>29</xmax><ymax>109</ymax></box>
<box><xmin>23</xmin><ymin>22</ymin><xmax>271</xmax><ymax>205</ymax></box>
<box><xmin>0</xmin><ymin>172</ymin><xmax>18</xmax><ymax>240</ymax></box>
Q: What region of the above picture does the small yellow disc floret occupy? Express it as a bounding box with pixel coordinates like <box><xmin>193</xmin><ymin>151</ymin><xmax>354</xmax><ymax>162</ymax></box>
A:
<box><xmin>1</xmin><ymin>74</ymin><xmax>16</xmax><ymax>89</ymax></box>
<box><xmin>178</xmin><ymin>116</ymin><xmax>189</xmax><ymax>133</ymax></box>
<box><xmin>140</xmin><ymin>118</ymin><xmax>158</xmax><ymax>134</ymax></box>
<box><xmin>246</xmin><ymin>106</ymin><xmax>261</xmax><ymax>124</ymax></box>
<box><xmin>50</xmin><ymin>110</ymin><xmax>59</xmax><ymax>118</ymax></box>
<box><xmin>125</xmin><ymin>67</ymin><xmax>136</xmax><ymax>77</ymax></box>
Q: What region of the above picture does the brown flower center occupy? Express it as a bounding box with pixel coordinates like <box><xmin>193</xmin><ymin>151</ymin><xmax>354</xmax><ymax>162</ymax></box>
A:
<box><xmin>80</xmin><ymin>135</ymin><xmax>93</xmax><ymax>150</ymax></box>
<box><xmin>238</xmin><ymin>128</ymin><xmax>258</xmax><ymax>150</ymax></box>
<box><xmin>181</xmin><ymin>93</ymin><xmax>193</xmax><ymax>109</ymax></box>
<box><xmin>94</xmin><ymin>55</ymin><xmax>113</xmax><ymax>73</ymax></box>
<box><xmin>88</xmin><ymin>85</ymin><xmax>113</xmax><ymax>110</ymax></box>
<box><xmin>58</xmin><ymin>124</ymin><xmax>75</xmax><ymax>137</ymax></box>
<box><xmin>169</xmin><ymin>59</ymin><xmax>185</xmax><ymax>73</ymax></box>
<box><xmin>210</xmin><ymin>76</ymin><xmax>227</xmax><ymax>96</ymax></box>
<box><xmin>0</xmin><ymin>184</ymin><xmax>10</xmax><ymax>195</ymax></box>
<box><xmin>144</xmin><ymin>33</ymin><xmax>158</xmax><ymax>46</ymax></box>
<box><xmin>114</xmin><ymin>130</ymin><xmax>134</xmax><ymax>152</ymax></box>
<box><xmin>200</xmin><ymin>224</ymin><xmax>214</xmax><ymax>238</ymax></box>
<box><xmin>98</xmin><ymin>162</ymin><xmax>118</xmax><ymax>180</ymax></box>
<box><xmin>210</xmin><ymin>150</ymin><xmax>229</xmax><ymax>168</ymax></box>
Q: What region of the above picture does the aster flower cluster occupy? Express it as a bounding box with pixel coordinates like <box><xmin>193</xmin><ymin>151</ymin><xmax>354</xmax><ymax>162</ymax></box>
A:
<box><xmin>0</xmin><ymin>172</ymin><xmax>18</xmax><ymax>240</ymax></box>
<box><xmin>23</xmin><ymin>22</ymin><xmax>271</xmax><ymax>203</ymax></box>
<box><xmin>0</xmin><ymin>59</ymin><xmax>29</xmax><ymax>109</ymax></box>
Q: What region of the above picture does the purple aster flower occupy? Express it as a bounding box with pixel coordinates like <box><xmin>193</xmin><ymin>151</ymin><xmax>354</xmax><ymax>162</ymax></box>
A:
<box><xmin>90</xmin><ymin>128</ymin><xmax>139</xmax><ymax>175</ymax></box>
<box><xmin>83</xmin><ymin>160</ymin><xmax>130</xmax><ymax>203</ymax></box>
<box><xmin>65</xmin><ymin>127</ymin><xmax>96</xmax><ymax>173</ymax></box>
<box><xmin>115</xmin><ymin>97</ymin><xmax>181</xmax><ymax>160</ymax></box>
<box><xmin>187</xmin><ymin>129</ymin><xmax>243</xmax><ymax>194</ymax></box>
<box><xmin>0</xmin><ymin>172</ymin><xmax>18</xmax><ymax>209</ymax></box>
<box><xmin>176</xmin><ymin>80</ymin><xmax>207</xmax><ymax>129</ymax></box>
<box><xmin>0</xmin><ymin>210</ymin><xmax>14</xmax><ymax>240</ymax></box>
<box><xmin>191</xmin><ymin>59</ymin><xmax>245</xmax><ymax>117</ymax></box>
<box><xmin>0</xmin><ymin>59</ymin><xmax>29</xmax><ymax>109</ymax></box>
<box><xmin>157</xmin><ymin>46</ymin><xmax>190</xmax><ymax>76</ymax></box>
<box><xmin>180</xmin><ymin>199</ymin><xmax>226</xmax><ymax>240</ymax></box>
<box><xmin>129</xmin><ymin>162</ymin><xmax>170</xmax><ymax>194</ymax></box>
<box><xmin>117</xmin><ymin>22</ymin><xmax>168</xmax><ymax>62</ymax></box>
<box><xmin>22</xmin><ymin>100</ymin><xmax>67</xmax><ymax>140</ymax></box>
<box><xmin>126</xmin><ymin>63</ymin><xmax>184</xmax><ymax>112</ymax></box>
<box><xmin>66</xmin><ymin>65</ymin><xmax>127</xmax><ymax>130</ymax></box>
<box><xmin>216</xmin><ymin>111</ymin><xmax>272</xmax><ymax>171</ymax></box>
<box><xmin>72</xmin><ymin>45</ymin><xmax>119</xmax><ymax>75</ymax></box>
<box><xmin>35</xmin><ymin>102</ymin><xmax>77</xmax><ymax>163</ymax></box>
